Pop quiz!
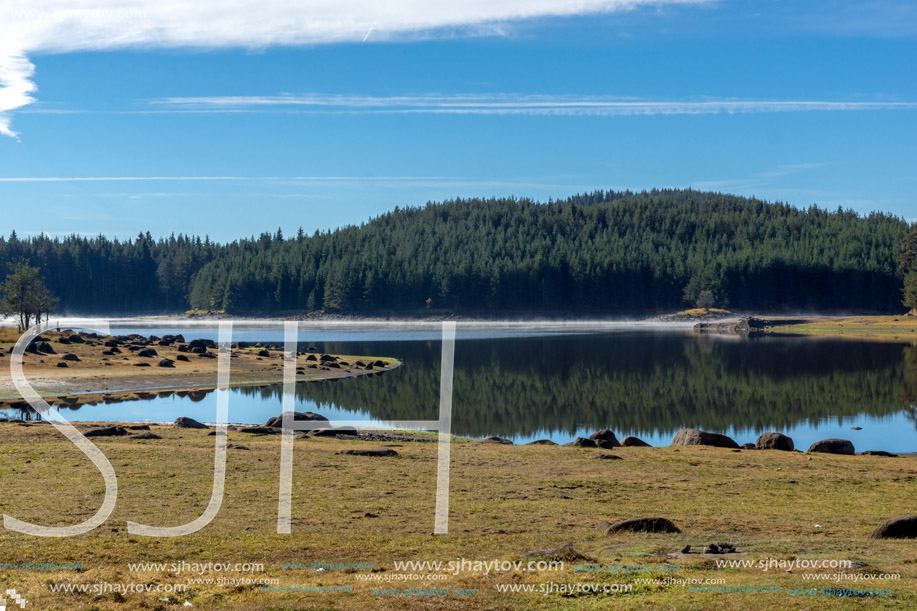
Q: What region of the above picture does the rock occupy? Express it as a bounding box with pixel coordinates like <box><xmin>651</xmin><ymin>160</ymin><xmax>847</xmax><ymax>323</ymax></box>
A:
<box><xmin>138</xmin><ymin>348</ymin><xmax>158</xmax><ymax>358</ymax></box>
<box><xmin>57</xmin><ymin>337</ymin><xmax>70</xmax><ymax>344</ymax></box>
<box><xmin>83</xmin><ymin>426</ymin><xmax>128</xmax><ymax>437</ymax></box>
<box><xmin>239</xmin><ymin>426</ymin><xmax>281</xmax><ymax>435</ymax></box>
<box><xmin>704</xmin><ymin>543</ymin><xmax>736</xmax><ymax>554</ymax></box>
<box><xmin>176</xmin><ymin>354</ymin><xmax>190</xmax><ymax>362</ymax></box>
<box><xmin>310</xmin><ymin>426</ymin><xmax>358</xmax><ymax>437</ymax></box>
<box><xmin>851</xmin><ymin>426</ymin><xmax>863</xmax><ymax>430</ymax></box>
<box><xmin>671</xmin><ymin>428</ymin><xmax>739</xmax><ymax>449</ymax></box>
<box><xmin>225</xmin><ymin>444</ymin><xmax>249</xmax><ymax>450</ymax></box>
<box><xmin>869</xmin><ymin>516</ymin><xmax>917</xmax><ymax>539</ymax></box>
<box><xmin>475</xmin><ymin>436</ymin><xmax>513</xmax><ymax>444</ymax></box>
<box><xmin>130</xmin><ymin>432</ymin><xmax>162</xmax><ymax>439</ymax></box>
<box><xmin>337</xmin><ymin>449</ymin><xmax>399</xmax><ymax>457</ymax></box>
<box><xmin>189</xmin><ymin>339</ymin><xmax>216</xmax><ymax>349</ymax></box>
<box><xmin>603</xmin><ymin>517</ymin><xmax>681</xmax><ymax>534</ymax></box>
<box><xmin>56</xmin><ymin>362</ymin><xmax>68</xmax><ymax>368</ymax></box>
<box><xmin>306</xmin><ymin>355</ymin><xmax>317</xmax><ymax>361</ymax></box>
<box><xmin>36</xmin><ymin>341</ymin><xmax>55</xmax><ymax>354</ymax></box>
<box><xmin>680</xmin><ymin>545</ymin><xmax>691</xmax><ymax>554</ymax></box>
<box><xmin>756</xmin><ymin>432</ymin><xmax>795</xmax><ymax>451</ymax></box>
<box><xmin>593</xmin><ymin>454</ymin><xmax>623</xmax><ymax>460</ymax></box>
<box><xmin>741</xmin><ymin>443</ymin><xmax>756</xmax><ymax>450</ymax></box>
<box><xmin>256</xmin><ymin>349</ymin><xmax>270</xmax><ymax>357</ymax></box>
<box><xmin>265</xmin><ymin>411</ymin><xmax>330</xmax><ymax>428</ymax></box>
<box><xmin>133</xmin><ymin>362</ymin><xmax>151</xmax><ymax>367</ymax></box>
<box><xmin>157</xmin><ymin>358</ymin><xmax>175</xmax><ymax>368</ymax></box>
<box><xmin>566</xmin><ymin>437</ymin><xmax>598</xmax><ymax>448</ymax></box>
<box><xmin>525</xmin><ymin>439</ymin><xmax>557</xmax><ymax>445</ymax></box>
<box><xmin>859</xmin><ymin>450</ymin><xmax>898</xmax><ymax>457</ymax></box>
<box><xmin>621</xmin><ymin>436</ymin><xmax>651</xmax><ymax>447</ymax></box>
<box><xmin>588</xmin><ymin>429</ymin><xmax>621</xmax><ymax>447</ymax></box>
<box><xmin>522</xmin><ymin>544</ymin><xmax>587</xmax><ymax>561</ymax></box>
<box><xmin>67</xmin><ymin>334</ymin><xmax>85</xmax><ymax>343</ymax></box>
<box><xmin>373</xmin><ymin>360</ymin><xmax>386</xmax><ymax>367</ymax></box>
<box><xmin>127</xmin><ymin>425</ymin><xmax>150</xmax><ymax>430</ymax></box>
<box><xmin>60</xmin><ymin>353</ymin><xmax>80</xmax><ymax>362</ymax></box>
<box><xmin>807</xmin><ymin>439</ymin><xmax>855</xmax><ymax>455</ymax></box>
<box><xmin>173</xmin><ymin>417</ymin><xmax>208</xmax><ymax>429</ymax></box>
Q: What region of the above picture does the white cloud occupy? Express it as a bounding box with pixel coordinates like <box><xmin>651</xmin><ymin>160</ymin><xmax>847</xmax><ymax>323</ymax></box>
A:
<box><xmin>0</xmin><ymin>55</ymin><xmax>37</xmax><ymax>139</ymax></box>
<box><xmin>0</xmin><ymin>0</ymin><xmax>707</xmax><ymax>138</ymax></box>
<box><xmin>150</xmin><ymin>93</ymin><xmax>917</xmax><ymax>116</ymax></box>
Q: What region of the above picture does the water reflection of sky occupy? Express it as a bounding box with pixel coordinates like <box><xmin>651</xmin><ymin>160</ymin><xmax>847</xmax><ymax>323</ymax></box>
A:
<box><xmin>4</xmin><ymin>387</ymin><xmax>915</xmax><ymax>453</ymax></box>
<box><xmin>3</xmin><ymin>321</ymin><xmax>914</xmax><ymax>453</ymax></box>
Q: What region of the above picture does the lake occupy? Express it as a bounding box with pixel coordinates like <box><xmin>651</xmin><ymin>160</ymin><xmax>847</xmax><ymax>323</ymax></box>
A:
<box><xmin>4</xmin><ymin>321</ymin><xmax>916</xmax><ymax>452</ymax></box>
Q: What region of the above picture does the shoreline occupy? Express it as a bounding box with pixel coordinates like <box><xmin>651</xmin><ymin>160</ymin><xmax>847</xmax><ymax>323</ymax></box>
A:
<box><xmin>0</xmin><ymin>329</ymin><xmax>400</xmax><ymax>410</ymax></box>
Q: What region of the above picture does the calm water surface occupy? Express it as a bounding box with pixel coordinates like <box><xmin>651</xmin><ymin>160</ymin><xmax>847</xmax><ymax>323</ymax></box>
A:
<box><xmin>5</xmin><ymin>322</ymin><xmax>916</xmax><ymax>452</ymax></box>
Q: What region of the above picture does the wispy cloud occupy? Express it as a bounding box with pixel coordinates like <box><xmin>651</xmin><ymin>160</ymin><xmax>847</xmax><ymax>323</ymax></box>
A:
<box><xmin>149</xmin><ymin>94</ymin><xmax>917</xmax><ymax>116</ymax></box>
<box><xmin>0</xmin><ymin>0</ymin><xmax>708</xmax><ymax>138</ymax></box>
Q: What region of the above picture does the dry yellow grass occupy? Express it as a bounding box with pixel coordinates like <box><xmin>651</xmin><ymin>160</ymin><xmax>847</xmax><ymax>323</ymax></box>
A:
<box><xmin>1</xmin><ymin>423</ymin><xmax>915</xmax><ymax>609</ymax></box>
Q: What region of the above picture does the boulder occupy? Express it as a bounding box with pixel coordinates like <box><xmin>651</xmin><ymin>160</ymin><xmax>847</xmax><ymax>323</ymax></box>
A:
<box><xmin>671</xmin><ymin>428</ymin><xmax>739</xmax><ymax>449</ymax></box>
<box><xmin>475</xmin><ymin>436</ymin><xmax>513</xmax><ymax>444</ymax></box>
<box><xmin>704</xmin><ymin>543</ymin><xmax>737</xmax><ymax>554</ymax></box>
<box><xmin>756</xmin><ymin>432</ymin><xmax>795</xmax><ymax>451</ymax></box>
<box><xmin>130</xmin><ymin>432</ymin><xmax>162</xmax><ymax>440</ymax></box>
<box><xmin>525</xmin><ymin>439</ymin><xmax>558</xmax><ymax>445</ymax></box>
<box><xmin>173</xmin><ymin>417</ymin><xmax>207</xmax><ymax>429</ymax></box>
<box><xmin>588</xmin><ymin>429</ymin><xmax>621</xmax><ymax>447</ymax></box>
<box><xmin>137</xmin><ymin>348</ymin><xmax>158</xmax><ymax>358</ymax></box>
<box><xmin>565</xmin><ymin>437</ymin><xmax>598</xmax><ymax>448</ymax></box>
<box><xmin>602</xmin><ymin>517</ymin><xmax>680</xmax><ymax>534</ymax></box>
<box><xmin>239</xmin><ymin>426</ymin><xmax>282</xmax><ymax>435</ymax></box>
<box><xmin>157</xmin><ymin>358</ymin><xmax>175</xmax><ymax>368</ymax></box>
<box><xmin>807</xmin><ymin>439</ymin><xmax>855</xmax><ymax>455</ymax></box>
<box><xmin>67</xmin><ymin>334</ymin><xmax>85</xmax><ymax>343</ymax></box>
<box><xmin>869</xmin><ymin>516</ymin><xmax>917</xmax><ymax>539</ymax></box>
<box><xmin>265</xmin><ymin>411</ymin><xmax>329</xmax><ymax>428</ymax></box>
<box><xmin>621</xmin><ymin>436</ymin><xmax>651</xmax><ymax>447</ymax></box>
<box><xmin>83</xmin><ymin>426</ymin><xmax>128</xmax><ymax>437</ymax></box>
<box><xmin>593</xmin><ymin>454</ymin><xmax>623</xmax><ymax>460</ymax></box>
<box><xmin>257</xmin><ymin>349</ymin><xmax>271</xmax><ymax>357</ymax></box>
<box><xmin>858</xmin><ymin>450</ymin><xmax>898</xmax><ymax>457</ymax></box>
<box><xmin>337</xmin><ymin>449</ymin><xmax>399</xmax><ymax>457</ymax></box>
<box><xmin>741</xmin><ymin>443</ymin><xmax>756</xmax><ymax>450</ymax></box>
<box><xmin>310</xmin><ymin>426</ymin><xmax>358</xmax><ymax>437</ymax></box>
<box><xmin>60</xmin><ymin>353</ymin><xmax>80</xmax><ymax>362</ymax></box>
<box><xmin>176</xmin><ymin>354</ymin><xmax>190</xmax><ymax>362</ymax></box>
<box><xmin>56</xmin><ymin>362</ymin><xmax>68</xmax><ymax>368</ymax></box>
<box><xmin>36</xmin><ymin>341</ymin><xmax>55</xmax><ymax>354</ymax></box>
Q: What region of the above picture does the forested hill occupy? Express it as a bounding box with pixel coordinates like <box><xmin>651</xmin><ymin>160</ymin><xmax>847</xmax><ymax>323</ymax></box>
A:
<box><xmin>1</xmin><ymin>189</ymin><xmax>913</xmax><ymax>315</ymax></box>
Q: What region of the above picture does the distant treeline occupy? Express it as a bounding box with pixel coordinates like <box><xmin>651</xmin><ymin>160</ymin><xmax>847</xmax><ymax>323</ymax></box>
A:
<box><xmin>1</xmin><ymin>189</ymin><xmax>913</xmax><ymax>314</ymax></box>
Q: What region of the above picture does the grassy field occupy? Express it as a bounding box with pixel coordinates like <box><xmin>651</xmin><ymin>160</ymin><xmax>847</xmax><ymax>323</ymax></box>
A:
<box><xmin>1</xmin><ymin>423</ymin><xmax>915</xmax><ymax>609</ymax></box>
<box><xmin>764</xmin><ymin>315</ymin><xmax>917</xmax><ymax>343</ymax></box>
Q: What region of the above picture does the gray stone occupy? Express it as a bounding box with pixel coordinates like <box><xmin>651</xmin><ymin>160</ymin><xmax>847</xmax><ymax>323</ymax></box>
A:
<box><xmin>84</xmin><ymin>426</ymin><xmax>128</xmax><ymax>437</ymax></box>
<box><xmin>337</xmin><ymin>448</ymin><xmax>399</xmax><ymax>457</ymax></box>
<box><xmin>588</xmin><ymin>429</ymin><xmax>621</xmax><ymax>447</ymax></box>
<box><xmin>869</xmin><ymin>516</ymin><xmax>917</xmax><ymax>539</ymax></box>
<box><xmin>756</xmin><ymin>432</ymin><xmax>795</xmax><ymax>451</ymax></box>
<box><xmin>265</xmin><ymin>411</ymin><xmax>329</xmax><ymax>428</ymax></box>
<box><xmin>807</xmin><ymin>439</ymin><xmax>855</xmax><ymax>455</ymax></box>
<box><xmin>475</xmin><ymin>436</ymin><xmax>513</xmax><ymax>444</ymax></box>
<box><xmin>671</xmin><ymin>428</ymin><xmax>739</xmax><ymax>449</ymax></box>
<box><xmin>173</xmin><ymin>417</ymin><xmax>207</xmax><ymax>429</ymax></box>
<box><xmin>621</xmin><ymin>436</ymin><xmax>651</xmax><ymax>447</ymax></box>
<box><xmin>603</xmin><ymin>517</ymin><xmax>681</xmax><ymax>534</ymax></box>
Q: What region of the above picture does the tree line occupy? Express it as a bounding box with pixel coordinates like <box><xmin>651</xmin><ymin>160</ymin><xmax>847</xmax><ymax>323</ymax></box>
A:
<box><xmin>0</xmin><ymin>189</ymin><xmax>914</xmax><ymax>315</ymax></box>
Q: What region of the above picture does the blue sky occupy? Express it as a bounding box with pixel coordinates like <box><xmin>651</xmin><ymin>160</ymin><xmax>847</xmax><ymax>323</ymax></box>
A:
<box><xmin>0</xmin><ymin>0</ymin><xmax>914</xmax><ymax>241</ymax></box>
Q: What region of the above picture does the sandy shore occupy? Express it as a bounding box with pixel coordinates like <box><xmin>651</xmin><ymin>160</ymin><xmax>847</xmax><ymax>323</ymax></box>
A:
<box><xmin>0</xmin><ymin>329</ymin><xmax>399</xmax><ymax>410</ymax></box>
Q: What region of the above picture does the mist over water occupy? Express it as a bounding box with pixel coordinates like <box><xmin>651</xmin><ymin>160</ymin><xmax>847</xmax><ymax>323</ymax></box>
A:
<box><xmin>4</xmin><ymin>321</ymin><xmax>916</xmax><ymax>451</ymax></box>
